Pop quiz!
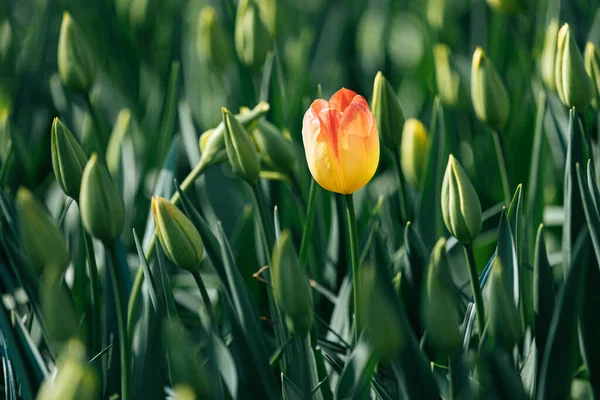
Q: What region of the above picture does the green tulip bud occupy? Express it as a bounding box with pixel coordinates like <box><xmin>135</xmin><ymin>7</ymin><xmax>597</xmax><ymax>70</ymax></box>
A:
<box><xmin>400</xmin><ymin>118</ymin><xmax>428</xmax><ymax>187</ymax></box>
<box><xmin>422</xmin><ymin>238</ymin><xmax>460</xmax><ymax>355</ymax></box>
<box><xmin>234</xmin><ymin>0</ymin><xmax>272</xmax><ymax>68</ymax></box>
<box><xmin>15</xmin><ymin>188</ymin><xmax>70</xmax><ymax>275</ymax></box>
<box><xmin>360</xmin><ymin>262</ymin><xmax>405</xmax><ymax>361</ymax></box>
<box><xmin>51</xmin><ymin>118</ymin><xmax>88</xmax><ymax>200</ymax></box>
<box><xmin>433</xmin><ymin>44</ymin><xmax>469</xmax><ymax>109</ymax></box>
<box><xmin>486</xmin><ymin>0</ymin><xmax>524</xmax><ymax>14</ymax></box>
<box><xmin>58</xmin><ymin>12</ymin><xmax>96</xmax><ymax>94</ymax></box>
<box><xmin>252</xmin><ymin>120</ymin><xmax>296</xmax><ymax>176</ymax></box>
<box><xmin>36</xmin><ymin>339</ymin><xmax>99</xmax><ymax>400</ymax></box>
<box><xmin>199</xmin><ymin>102</ymin><xmax>270</xmax><ymax>170</ymax></box>
<box><xmin>585</xmin><ymin>42</ymin><xmax>600</xmax><ymax>108</ymax></box>
<box><xmin>371</xmin><ymin>71</ymin><xmax>405</xmax><ymax>150</ymax></box>
<box><xmin>222</xmin><ymin>107</ymin><xmax>261</xmax><ymax>184</ymax></box>
<box><xmin>487</xmin><ymin>257</ymin><xmax>522</xmax><ymax>350</ymax></box>
<box><xmin>152</xmin><ymin>196</ymin><xmax>204</xmax><ymax>272</ymax></box>
<box><xmin>79</xmin><ymin>154</ymin><xmax>125</xmax><ymax>242</ymax></box>
<box><xmin>555</xmin><ymin>23</ymin><xmax>592</xmax><ymax>110</ymax></box>
<box><xmin>541</xmin><ymin>19</ymin><xmax>559</xmax><ymax>91</ymax></box>
<box><xmin>197</xmin><ymin>6</ymin><xmax>231</xmax><ymax>69</ymax></box>
<box><xmin>471</xmin><ymin>47</ymin><xmax>510</xmax><ymax>131</ymax></box>
<box><xmin>271</xmin><ymin>230</ymin><xmax>314</xmax><ymax>335</ymax></box>
<box><xmin>441</xmin><ymin>155</ymin><xmax>482</xmax><ymax>244</ymax></box>
<box><xmin>106</xmin><ymin>109</ymin><xmax>131</xmax><ymax>178</ymax></box>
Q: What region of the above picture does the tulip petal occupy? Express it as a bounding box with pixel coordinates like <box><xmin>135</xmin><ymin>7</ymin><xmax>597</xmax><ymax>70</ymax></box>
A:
<box><xmin>329</xmin><ymin>88</ymin><xmax>359</xmax><ymax>112</ymax></box>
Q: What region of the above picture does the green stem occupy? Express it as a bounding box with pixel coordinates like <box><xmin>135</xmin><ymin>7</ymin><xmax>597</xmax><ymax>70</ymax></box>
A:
<box><xmin>81</xmin><ymin>226</ymin><xmax>101</xmax><ymax>359</ymax></box>
<box><xmin>84</xmin><ymin>92</ymin><xmax>108</xmax><ymax>155</ymax></box>
<box><xmin>299</xmin><ymin>179</ymin><xmax>318</xmax><ymax>270</ymax></box>
<box><xmin>392</xmin><ymin>149</ymin><xmax>409</xmax><ymax>225</ymax></box>
<box><xmin>192</xmin><ymin>270</ymin><xmax>216</xmax><ymax>325</ymax></box>
<box><xmin>127</xmin><ymin>161</ymin><xmax>207</xmax><ymax>335</ymax></box>
<box><xmin>345</xmin><ymin>194</ymin><xmax>361</xmax><ymax>343</ymax></box>
<box><xmin>107</xmin><ymin>243</ymin><xmax>130</xmax><ymax>400</ymax></box>
<box><xmin>464</xmin><ymin>243</ymin><xmax>486</xmax><ymax>340</ymax></box>
<box><xmin>492</xmin><ymin>131</ymin><xmax>511</xmax><ymax>206</ymax></box>
<box><xmin>252</xmin><ymin>183</ymin><xmax>274</xmax><ymax>257</ymax></box>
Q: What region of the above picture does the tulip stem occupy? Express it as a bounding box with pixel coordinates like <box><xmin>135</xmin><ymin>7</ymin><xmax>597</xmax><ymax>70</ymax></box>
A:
<box><xmin>299</xmin><ymin>179</ymin><xmax>318</xmax><ymax>270</ymax></box>
<box><xmin>492</xmin><ymin>131</ymin><xmax>511</xmax><ymax>206</ymax></box>
<box><xmin>127</xmin><ymin>161</ymin><xmax>207</xmax><ymax>337</ymax></box>
<box><xmin>345</xmin><ymin>194</ymin><xmax>361</xmax><ymax>343</ymax></box>
<box><xmin>81</xmin><ymin>226</ymin><xmax>101</xmax><ymax>360</ymax></box>
<box><xmin>392</xmin><ymin>150</ymin><xmax>409</xmax><ymax>224</ymax></box>
<box><xmin>107</xmin><ymin>242</ymin><xmax>131</xmax><ymax>400</ymax></box>
<box><xmin>84</xmin><ymin>92</ymin><xmax>108</xmax><ymax>155</ymax></box>
<box><xmin>464</xmin><ymin>243</ymin><xmax>486</xmax><ymax>341</ymax></box>
<box><xmin>252</xmin><ymin>183</ymin><xmax>275</xmax><ymax>257</ymax></box>
<box><xmin>192</xmin><ymin>270</ymin><xmax>216</xmax><ymax>325</ymax></box>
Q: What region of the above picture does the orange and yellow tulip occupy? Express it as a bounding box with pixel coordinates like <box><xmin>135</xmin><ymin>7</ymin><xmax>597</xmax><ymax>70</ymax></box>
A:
<box><xmin>302</xmin><ymin>88</ymin><xmax>380</xmax><ymax>194</ymax></box>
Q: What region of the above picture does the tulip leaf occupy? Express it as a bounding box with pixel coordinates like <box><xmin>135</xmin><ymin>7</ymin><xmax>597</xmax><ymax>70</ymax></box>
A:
<box><xmin>260</xmin><ymin>51</ymin><xmax>287</xmax><ymax>129</ymax></box>
<box><xmin>178</xmin><ymin>100</ymin><xmax>201</xmax><ymax>167</ymax></box>
<box><xmin>326</xmin><ymin>275</ymin><xmax>353</xmax><ymax>346</ymax></box>
<box><xmin>212</xmin><ymin>332</ymin><xmax>238</xmax><ymax>399</ymax></box>
<box><xmin>520</xmin><ymin>338</ymin><xmax>537</xmax><ymax>397</ymax></box>
<box><xmin>533</xmin><ymin>224</ymin><xmax>555</xmax><ymax>372</ymax></box>
<box><xmin>492</xmin><ymin>210</ymin><xmax>519</xmax><ymax>307</ymax></box>
<box><xmin>1</xmin><ymin>331</ymin><xmax>18</xmax><ymax>400</ymax></box>
<box><xmin>417</xmin><ymin>98</ymin><xmax>449</xmax><ymax>249</ymax></box>
<box><xmin>481</xmin><ymin>350</ymin><xmax>529</xmax><ymax>400</ymax></box>
<box><xmin>132</xmin><ymin>229</ymin><xmax>163</xmax><ymax>316</ymax></box>
<box><xmin>334</xmin><ymin>336</ymin><xmax>378</xmax><ymax>400</ymax></box>
<box><xmin>399</xmin><ymin>222</ymin><xmax>428</xmax><ymax>335</ymax></box>
<box><xmin>155</xmin><ymin>60</ymin><xmax>180</xmax><ymax>166</ymax></box>
<box><xmin>283</xmin><ymin>373</ymin><xmax>305</xmax><ymax>400</ymax></box>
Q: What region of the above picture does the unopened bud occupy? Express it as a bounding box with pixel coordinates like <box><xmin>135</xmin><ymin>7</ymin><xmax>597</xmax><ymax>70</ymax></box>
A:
<box><xmin>51</xmin><ymin>118</ymin><xmax>87</xmax><ymax>200</ymax></box>
<box><xmin>58</xmin><ymin>12</ymin><xmax>96</xmax><ymax>93</ymax></box>
<box><xmin>471</xmin><ymin>47</ymin><xmax>510</xmax><ymax>131</ymax></box>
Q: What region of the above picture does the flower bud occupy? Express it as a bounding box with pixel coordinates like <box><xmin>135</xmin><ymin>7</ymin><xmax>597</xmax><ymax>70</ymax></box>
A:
<box><xmin>15</xmin><ymin>188</ymin><xmax>70</xmax><ymax>275</ymax></box>
<box><xmin>360</xmin><ymin>262</ymin><xmax>405</xmax><ymax>361</ymax></box>
<box><xmin>371</xmin><ymin>71</ymin><xmax>405</xmax><ymax>150</ymax></box>
<box><xmin>487</xmin><ymin>257</ymin><xmax>522</xmax><ymax>350</ymax></box>
<box><xmin>79</xmin><ymin>154</ymin><xmax>125</xmax><ymax>242</ymax></box>
<box><xmin>471</xmin><ymin>47</ymin><xmax>510</xmax><ymax>131</ymax></box>
<box><xmin>585</xmin><ymin>41</ymin><xmax>600</xmax><ymax>108</ymax></box>
<box><xmin>222</xmin><ymin>107</ymin><xmax>261</xmax><ymax>184</ymax></box>
<box><xmin>199</xmin><ymin>102</ymin><xmax>270</xmax><ymax>169</ymax></box>
<box><xmin>441</xmin><ymin>155</ymin><xmax>482</xmax><ymax>244</ymax></box>
<box><xmin>400</xmin><ymin>118</ymin><xmax>428</xmax><ymax>187</ymax></box>
<box><xmin>271</xmin><ymin>230</ymin><xmax>314</xmax><ymax>335</ymax></box>
<box><xmin>421</xmin><ymin>238</ymin><xmax>460</xmax><ymax>355</ymax></box>
<box><xmin>58</xmin><ymin>12</ymin><xmax>96</xmax><ymax>94</ymax></box>
<box><xmin>555</xmin><ymin>23</ymin><xmax>592</xmax><ymax>110</ymax></box>
<box><xmin>197</xmin><ymin>6</ymin><xmax>231</xmax><ymax>69</ymax></box>
<box><xmin>51</xmin><ymin>118</ymin><xmax>88</xmax><ymax>200</ymax></box>
<box><xmin>486</xmin><ymin>0</ymin><xmax>523</xmax><ymax>14</ymax></box>
<box><xmin>541</xmin><ymin>19</ymin><xmax>559</xmax><ymax>91</ymax></box>
<box><xmin>36</xmin><ymin>339</ymin><xmax>99</xmax><ymax>400</ymax></box>
<box><xmin>252</xmin><ymin>120</ymin><xmax>296</xmax><ymax>176</ymax></box>
<box><xmin>234</xmin><ymin>0</ymin><xmax>272</xmax><ymax>68</ymax></box>
<box><xmin>152</xmin><ymin>196</ymin><xmax>204</xmax><ymax>272</ymax></box>
<box><xmin>433</xmin><ymin>44</ymin><xmax>469</xmax><ymax>109</ymax></box>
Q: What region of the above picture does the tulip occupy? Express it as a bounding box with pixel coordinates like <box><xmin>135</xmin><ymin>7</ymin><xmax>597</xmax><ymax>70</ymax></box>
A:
<box><xmin>302</xmin><ymin>88</ymin><xmax>380</xmax><ymax>194</ymax></box>
<box><xmin>541</xmin><ymin>19</ymin><xmax>559</xmax><ymax>91</ymax></box>
<box><xmin>252</xmin><ymin>120</ymin><xmax>297</xmax><ymax>176</ymax></box>
<box><xmin>234</xmin><ymin>0</ymin><xmax>272</xmax><ymax>68</ymax></box>
<box><xmin>51</xmin><ymin>118</ymin><xmax>88</xmax><ymax>200</ymax></box>
<box><xmin>441</xmin><ymin>155</ymin><xmax>482</xmax><ymax>244</ymax></box>
<box><xmin>433</xmin><ymin>44</ymin><xmax>468</xmax><ymax>109</ymax></box>
<box><xmin>421</xmin><ymin>238</ymin><xmax>460</xmax><ymax>355</ymax></box>
<box><xmin>58</xmin><ymin>12</ymin><xmax>96</xmax><ymax>94</ymax></box>
<box><xmin>371</xmin><ymin>71</ymin><xmax>405</xmax><ymax>150</ymax></box>
<box><xmin>471</xmin><ymin>47</ymin><xmax>510</xmax><ymax>131</ymax></box>
<box><xmin>400</xmin><ymin>118</ymin><xmax>428</xmax><ymax>187</ymax></box>
<box><xmin>271</xmin><ymin>230</ymin><xmax>314</xmax><ymax>335</ymax></box>
<box><xmin>197</xmin><ymin>6</ymin><xmax>231</xmax><ymax>69</ymax></box>
<box><xmin>555</xmin><ymin>23</ymin><xmax>592</xmax><ymax>110</ymax></box>
<box><xmin>222</xmin><ymin>107</ymin><xmax>261</xmax><ymax>184</ymax></box>
<box><xmin>152</xmin><ymin>197</ymin><xmax>204</xmax><ymax>272</ymax></box>
<box><xmin>15</xmin><ymin>188</ymin><xmax>70</xmax><ymax>275</ymax></box>
<box><xmin>585</xmin><ymin>41</ymin><xmax>600</xmax><ymax>108</ymax></box>
<box><xmin>487</xmin><ymin>257</ymin><xmax>522</xmax><ymax>350</ymax></box>
<box><xmin>79</xmin><ymin>154</ymin><xmax>125</xmax><ymax>242</ymax></box>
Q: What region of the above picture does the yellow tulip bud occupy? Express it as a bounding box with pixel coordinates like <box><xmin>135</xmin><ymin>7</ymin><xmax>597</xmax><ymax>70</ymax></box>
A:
<box><xmin>400</xmin><ymin>119</ymin><xmax>428</xmax><ymax>187</ymax></box>
<box><xmin>234</xmin><ymin>0</ymin><xmax>272</xmax><ymax>68</ymax></box>
<box><xmin>58</xmin><ymin>12</ymin><xmax>96</xmax><ymax>94</ymax></box>
<box><xmin>585</xmin><ymin>41</ymin><xmax>600</xmax><ymax>109</ymax></box>
<box><xmin>441</xmin><ymin>155</ymin><xmax>482</xmax><ymax>244</ymax></box>
<box><xmin>271</xmin><ymin>230</ymin><xmax>314</xmax><ymax>335</ymax></box>
<box><xmin>422</xmin><ymin>238</ymin><xmax>460</xmax><ymax>355</ymax></box>
<box><xmin>302</xmin><ymin>88</ymin><xmax>380</xmax><ymax>194</ymax></box>
<box><xmin>15</xmin><ymin>188</ymin><xmax>70</xmax><ymax>275</ymax></box>
<box><xmin>79</xmin><ymin>154</ymin><xmax>125</xmax><ymax>242</ymax></box>
<box><xmin>555</xmin><ymin>23</ymin><xmax>592</xmax><ymax>110</ymax></box>
<box><xmin>541</xmin><ymin>19</ymin><xmax>560</xmax><ymax>91</ymax></box>
<box><xmin>51</xmin><ymin>118</ymin><xmax>88</xmax><ymax>200</ymax></box>
<box><xmin>222</xmin><ymin>107</ymin><xmax>261</xmax><ymax>184</ymax></box>
<box><xmin>197</xmin><ymin>6</ymin><xmax>231</xmax><ymax>69</ymax></box>
<box><xmin>152</xmin><ymin>197</ymin><xmax>204</xmax><ymax>272</ymax></box>
<box><xmin>433</xmin><ymin>44</ymin><xmax>468</xmax><ymax>109</ymax></box>
<box><xmin>471</xmin><ymin>47</ymin><xmax>510</xmax><ymax>131</ymax></box>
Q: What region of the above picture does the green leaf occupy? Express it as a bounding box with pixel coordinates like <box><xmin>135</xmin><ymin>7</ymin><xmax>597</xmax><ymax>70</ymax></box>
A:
<box><xmin>259</xmin><ymin>51</ymin><xmax>287</xmax><ymax>129</ymax></box>
<box><xmin>335</xmin><ymin>336</ymin><xmax>378</xmax><ymax>400</ymax></box>
<box><xmin>155</xmin><ymin>60</ymin><xmax>181</xmax><ymax>166</ymax></box>
<box><xmin>132</xmin><ymin>229</ymin><xmax>163</xmax><ymax>316</ymax></box>
<box><xmin>417</xmin><ymin>98</ymin><xmax>449</xmax><ymax>249</ymax></box>
<box><xmin>178</xmin><ymin>100</ymin><xmax>201</xmax><ymax>167</ymax></box>
<box><xmin>533</xmin><ymin>224</ymin><xmax>555</xmax><ymax>373</ymax></box>
<box><xmin>480</xmin><ymin>350</ymin><xmax>529</xmax><ymax>400</ymax></box>
<box><xmin>212</xmin><ymin>332</ymin><xmax>238</xmax><ymax>399</ymax></box>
